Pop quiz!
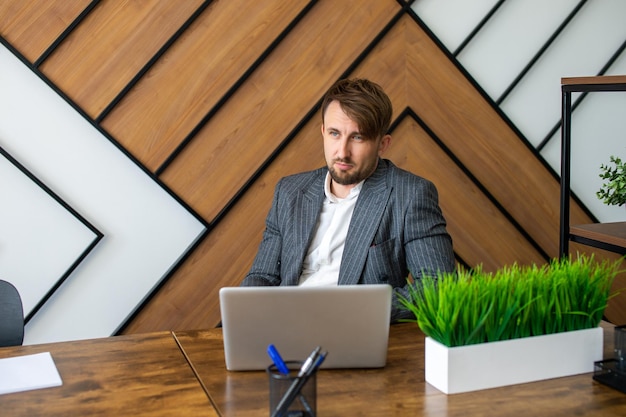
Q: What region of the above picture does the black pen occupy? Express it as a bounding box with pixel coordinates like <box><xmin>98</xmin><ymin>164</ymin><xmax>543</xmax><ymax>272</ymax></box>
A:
<box><xmin>298</xmin><ymin>351</ymin><xmax>327</xmax><ymax>416</ymax></box>
<box><xmin>268</xmin><ymin>344</ymin><xmax>318</xmax><ymax>415</ymax></box>
<box><xmin>299</xmin><ymin>346</ymin><xmax>321</xmax><ymax>378</ymax></box>
<box><xmin>271</xmin><ymin>346</ymin><xmax>322</xmax><ymax>417</ymax></box>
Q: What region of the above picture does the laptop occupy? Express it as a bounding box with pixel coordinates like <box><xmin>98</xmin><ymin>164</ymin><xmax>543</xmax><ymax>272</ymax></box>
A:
<box><xmin>219</xmin><ymin>284</ymin><xmax>392</xmax><ymax>371</ymax></box>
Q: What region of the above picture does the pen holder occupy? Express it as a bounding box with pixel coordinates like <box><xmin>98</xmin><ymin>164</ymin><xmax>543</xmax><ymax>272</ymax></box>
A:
<box><xmin>267</xmin><ymin>361</ymin><xmax>317</xmax><ymax>417</ymax></box>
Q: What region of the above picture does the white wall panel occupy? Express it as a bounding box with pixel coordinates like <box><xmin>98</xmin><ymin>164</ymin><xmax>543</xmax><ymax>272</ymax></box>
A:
<box><xmin>456</xmin><ymin>0</ymin><xmax>578</xmax><ymax>100</ymax></box>
<box><xmin>0</xmin><ymin>150</ymin><xmax>99</xmax><ymax>318</ymax></box>
<box><xmin>412</xmin><ymin>0</ymin><xmax>499</xmax><ymax>52</ymax></box>
<box><xmin>500</xmin><ymin>0</ymin><xmax>626</xmax><ymax>147</ymax></box>
<box><xmin>0</xmin><ymin>43</ymin><xmax>206</xmax><ymax>344</ymax></box>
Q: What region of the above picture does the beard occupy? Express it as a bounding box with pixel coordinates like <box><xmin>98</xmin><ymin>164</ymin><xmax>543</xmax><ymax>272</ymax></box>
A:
<box><xmin>328</xmin><ymin>158</ymin><xmax>378</xmax><ymax>186</ymax></box>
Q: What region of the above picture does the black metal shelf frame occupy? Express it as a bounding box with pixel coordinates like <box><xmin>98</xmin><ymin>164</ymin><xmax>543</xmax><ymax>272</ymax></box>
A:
<box><xmin>559</xmin><ymin>78</ymin><xmax>626</xmax><ymax>257</ymax></box>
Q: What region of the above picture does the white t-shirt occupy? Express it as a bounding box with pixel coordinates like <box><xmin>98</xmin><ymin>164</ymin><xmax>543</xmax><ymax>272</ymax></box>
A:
<box><xmin>298</xmin><ymin>172</ymin><xmax>363</xmax><ymax>286</ymax></box>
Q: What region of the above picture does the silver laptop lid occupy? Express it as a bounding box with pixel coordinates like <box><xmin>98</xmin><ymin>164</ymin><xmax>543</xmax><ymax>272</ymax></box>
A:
<box><xmin>219</xmin><ymin>284</ymin><xmax>392</xmax><ymax>371</ymax></box>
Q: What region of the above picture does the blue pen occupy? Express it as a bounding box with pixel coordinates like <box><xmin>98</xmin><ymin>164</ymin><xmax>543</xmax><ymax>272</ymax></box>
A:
<box><xmin>312</xmin><ymin>350</ymin><xmax>327</xmax><ymax>370</ymax></box>
<box><xmin>271</xmin><ymin>347</ymin><xmax>325</xmax><ymax>417</ymax></box>
<box><xmin>267</xmin><ymin>344</ymin><xmax>290</xmax><ymax>374</ymax></box>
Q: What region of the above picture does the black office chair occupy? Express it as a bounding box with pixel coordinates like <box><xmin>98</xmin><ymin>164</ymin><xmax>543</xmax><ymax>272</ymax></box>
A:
<box><xmin>0</xmin><ymin>279</ymin><xmax>24</xmax><ymax>347</ymax></box>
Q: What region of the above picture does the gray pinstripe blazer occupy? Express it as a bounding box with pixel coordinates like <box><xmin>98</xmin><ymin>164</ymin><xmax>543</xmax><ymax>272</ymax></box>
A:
<box><xmin>241</xmin><ymin>159</ymin><xmax>455</xmax><ymax>322</ymax></box>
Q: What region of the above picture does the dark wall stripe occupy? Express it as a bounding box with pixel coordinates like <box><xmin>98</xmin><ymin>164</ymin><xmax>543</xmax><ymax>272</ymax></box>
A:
<box><xmin>96</xmin><ymin>0</ymin><xmax>214</xmax><ymax>123</ymax></box>
<box><xmin>0</xmin><ymin>35</ymin><xmax>209</xmax><ymax>229</ymax></box>
<box><xmin>406</xmin><ymin>8</ymin><xmax>562</xmax><ymax>185</ymax></box>
<box><xmin>496</xmin><ymin>0</ymin><xmax>588</xmax><ymax>105</ymax></box>
<box><xmin>33</xmin><ymin>0</ymin><xmax>102</xmax><ymax>68</ymax></box>
<box><xmin>114</xmin><ymin>226</ymin><xmax>209</xmax><ymax>335</ymax></box>
<box><xmin>155</xmin><ymin>0</ymin><xmax>319</xmax><ymax>177</ymax></box>
<box><xmin>400</xmin><ymin>108</ymin><xmax>550</xmax><ymax>262</ymax></box>
<box><xmin>453</xmin><ymin>0</ymin><xmax>506</xmax><ymax>57</ymax></box>
<box><xmin>538</xmin><ymin>39</ymin><xmax>626</xmax><ymax>152</ymax></box>
<box><xmin>338</xmin><ymin>7</ymin><xmax>406</xmax><ymax>80</ymax></box>
<box><xmin>193</xmin><ymin>6</ymin><xmax>405</xmax><ymax>233</ymax></box>
<box><xmin>0</xmin><ymin>145</ymin><xmax>103</xmax><ymax>323</ymax></box>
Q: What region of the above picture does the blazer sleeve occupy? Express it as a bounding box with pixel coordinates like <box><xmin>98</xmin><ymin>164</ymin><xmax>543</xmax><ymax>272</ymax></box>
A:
<box><xmin>405</xmin><ymin>179</ymin><xmax>455</xmax><ymax>278</ymax></box>
<box><xmin>392</xmin><ymin>178</ymin><xmax>455</xmax><ymax>321</ymax></box>
<box><xmin>240</xmin><ymin>179</ymin><xmax>284</xmax><ymax>287</ymax></box>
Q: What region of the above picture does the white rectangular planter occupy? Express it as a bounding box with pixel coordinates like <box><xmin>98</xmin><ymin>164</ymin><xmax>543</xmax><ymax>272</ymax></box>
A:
<box><xmin>425</xmin><ymin>327</ymin><xmax>603</xmax><ymax>394</ymax></box>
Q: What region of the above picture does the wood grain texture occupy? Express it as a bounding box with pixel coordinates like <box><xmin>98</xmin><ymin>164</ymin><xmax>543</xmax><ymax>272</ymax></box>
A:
<box><xmin>562</xmin><ymin>75</ymin><xmax>626</xmax><ymax>86</ymax></box>
<box><xmin>606</xmin><ymin>266</ymin><xmax>626</xmax><ymax>325</ymax></box>
<box><xmin>124</xmin><ymin>13</ymin><xmax>555</xmax><ymax>332</ymax></box>
<box><xmin>102</xmin><ymin>0</ymin><xmax>313</xmax><ymax>172</ymax></box>
<box><xmin>0</xmin><ymin>1</ymin><xmax>91</xmax><ymax>62</ymax></box>
<box><xmin>388</xmin><ymin>118</ymin><xmax>546</xmax><ymax>268</ymax></box>
<box><xmin>0</xmin><ymin>332</ymin><xmax>218</xmax><ymax>416</ymax></box>
<box><xmin>347</xmin><ymin>15</ymin><xmax>556</xmax><ymax>264</ymax></box>
<box><xmin>172</xmin><ymin>322</ymin><xmax>625</xmax><ymax>417</ymax></box>
<box><xmin>397</xmin><ymin>16</ymin><xmax>591</xmax><ymax>256</ymax></box>
<box><xmin>122</xmin><ymin>0</ymin><xmax>399</xmax><ymax>333</ymax></box>
<box><xmin>571</xmin><ymin>222</ymin><xmax>626</xmax><ymax>249</ymax></box>
<box><xmin>39</xmin><ymin>0</ymin><xmax>205</xmax><ymax>117</ymax></box>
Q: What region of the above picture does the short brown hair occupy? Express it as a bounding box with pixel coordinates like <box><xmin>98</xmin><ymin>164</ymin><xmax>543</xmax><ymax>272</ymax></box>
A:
<box><xmin>321</xmin><ymin>78</ymin><xmax>393</xmax><ymax>140</ymax></box>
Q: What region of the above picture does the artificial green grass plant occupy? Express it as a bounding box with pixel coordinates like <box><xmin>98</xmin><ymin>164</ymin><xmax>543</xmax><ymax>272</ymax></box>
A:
<box><xmin>398</xmin><ymin>255</ymin><xmax>623</xmax><ymax>347</ymax></box>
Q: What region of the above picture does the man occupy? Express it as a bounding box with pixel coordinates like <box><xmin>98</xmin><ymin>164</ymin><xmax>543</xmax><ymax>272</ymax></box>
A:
<box><xmin>241</xmin><ymin>78</ymin><xmax>455</xmax><ymax>321</ymax></box>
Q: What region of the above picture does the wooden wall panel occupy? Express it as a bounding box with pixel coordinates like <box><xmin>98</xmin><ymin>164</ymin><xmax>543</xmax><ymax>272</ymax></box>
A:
<box><xmin>124</xmin><ymin>9</ymin><xmax>546</xmax><ymax>333</ymax></box>
<box><xmin>402</xmin><ymin>18</ymin><xmax>592</xmax><ymax>256</ymax></box>
<box><xmin>388</xmin><ymin>119</ymin><xmax>546</xmax><ymax>268</ymax></box>
<box><xmin>101</xmin><ymin>0</ymin><xmax>313</xmax><ymax>172</ymax></box>
<box><xmin>3</xmin><ymin>0</ymin><xmax>621</xmax><ymax>333</ymax></box>
<box><xmin>0</xmin><ymin>1</ymin><xmax>91</xmax><ymax>62</ymax></box>
<box><xmin>39</xmin><ymin>0</ymin><xmax>205</xmax><ymax>118</ymax></box>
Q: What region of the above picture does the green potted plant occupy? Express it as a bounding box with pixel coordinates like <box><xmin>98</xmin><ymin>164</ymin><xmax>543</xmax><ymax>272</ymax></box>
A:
<box><xmin>398</xmin><ymin>254</ymin><xmax>622</xmax><ymax>394</ymax></box>
<box><xmin>597</xmin><ymin>155</ymin><xmax>626</xmax><ymax>207</ymax></box>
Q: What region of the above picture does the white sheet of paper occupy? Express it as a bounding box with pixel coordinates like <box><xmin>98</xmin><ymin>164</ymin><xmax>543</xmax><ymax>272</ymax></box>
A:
<box><xmin>0</xmin><ymin>352</ymin><xmax>63</xmax><ymax>395</ymax></box>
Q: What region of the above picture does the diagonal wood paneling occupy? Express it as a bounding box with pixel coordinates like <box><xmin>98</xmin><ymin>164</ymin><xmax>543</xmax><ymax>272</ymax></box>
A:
<box><xmin>404</xmin><ymin>16</ymin><xmax>593</xmax><ymax>257</ymax></box>
<box><xmin>387</xmin><ymin>116</ymin><xmax>545</xmax><ymax>268</ymax></box>
<box><xmin>38</xmin><ymin>0</ymin><xmax>205</xmax><ymax>118</ymax></box>
<box><xmin>0</xmin><ymin>1</ymin><xmax>92</xmax><ymax>62</ymax></box>
<box><xmin>4</xmin><ymin>0</ymin><xmax>623</xmax><ymax>333</ymax></box>
<box><xmin>101</xmin><ymin>0</ymin><xmax>316</xmax><ymax>172</ymax></box>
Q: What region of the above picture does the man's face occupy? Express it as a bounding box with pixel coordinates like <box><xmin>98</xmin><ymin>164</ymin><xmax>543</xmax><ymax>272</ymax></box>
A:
<box><xmin>322</xmin><ymin>101</ymin><xmax>390</xmax><ymax>195</ymax></box>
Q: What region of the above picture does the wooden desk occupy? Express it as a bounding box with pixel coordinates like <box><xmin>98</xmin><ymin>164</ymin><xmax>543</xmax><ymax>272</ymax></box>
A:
<box><xmin>0</xmin><ymin>332</ymin><xmax>218</xmax><ymax>416</ymax></box>
<box><xmin>174</xmin><ymin>322</ymin><xmax>626</xmax><ymax>416</ymax></box>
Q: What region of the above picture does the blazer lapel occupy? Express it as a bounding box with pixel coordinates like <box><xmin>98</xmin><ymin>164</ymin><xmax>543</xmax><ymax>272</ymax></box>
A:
<box><xmin>339</xmin><ymin>160</ymin><xmax>391</xmax><ymax>285</ymax></box>
<box><xmin>287</xmin><ymin>170</ymin><xmax>326</xmax><ymax>285</ymax></box>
